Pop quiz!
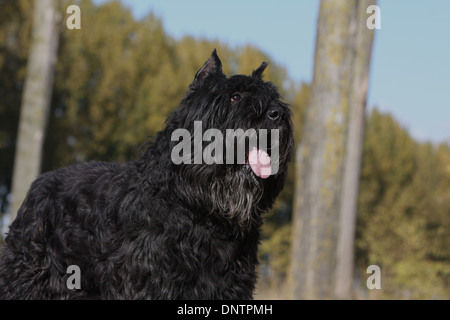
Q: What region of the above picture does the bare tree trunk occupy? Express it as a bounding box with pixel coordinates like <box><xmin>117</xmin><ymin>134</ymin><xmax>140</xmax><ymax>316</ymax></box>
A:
<box><xmin>334</xmin><ymin>1</ymin><xmax>376</xmax><ymax>299</ymax></box>
<box><xmin>289</xmin><ymin>0</ymin><xmax>376</xmax><ymax>299</ymax></box>
<box><xmin>10</xmin><ymin>0</ymin><xmax>61</xmax><ymax>221</ymax></box>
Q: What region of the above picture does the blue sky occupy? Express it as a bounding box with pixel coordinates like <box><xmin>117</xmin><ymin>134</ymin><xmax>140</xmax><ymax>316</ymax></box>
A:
<box><xmin>93</xmin><ymin>0</ymin><xmax>450</xmax><ymax>144</ymax></box>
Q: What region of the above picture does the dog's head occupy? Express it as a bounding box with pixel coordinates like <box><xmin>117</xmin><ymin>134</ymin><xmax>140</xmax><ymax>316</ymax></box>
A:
<box><xmin>164</xmin><ymin>50</ymin><xmax>294</xmax><ymax>227</ymax></box>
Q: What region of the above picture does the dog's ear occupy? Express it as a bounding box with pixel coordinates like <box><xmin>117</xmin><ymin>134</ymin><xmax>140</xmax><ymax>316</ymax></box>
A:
<box><xmin>251</xmin><ymin>62</ymin><xmax>268</xmax><ymax>80</ymax></box>
<box><xmin>194</xmin><ymin>49</ymin><xmax>224</xmax><ymax>85</ymax></box>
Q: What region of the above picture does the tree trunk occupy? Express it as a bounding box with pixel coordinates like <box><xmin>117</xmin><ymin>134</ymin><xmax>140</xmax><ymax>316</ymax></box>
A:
<box><xmin>10</xmin><ymin>0</ymin><xmax>61</xmax><ymax>221</ymax></box>
<box><xmin>289</xmin><ymin>0</ymin><xmax>376</xmax><ymax>299</ymax></box>
<box><xmin>334</xmin><ymin>1</ymin><xmax>376</xmax><ymax>299</ymax></box>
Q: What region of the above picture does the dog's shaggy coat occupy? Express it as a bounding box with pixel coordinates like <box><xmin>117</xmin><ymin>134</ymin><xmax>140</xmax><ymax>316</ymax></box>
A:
<box><xmin>0</xmin><ymin>50</ymin><xmax>293</xmax><ymax>299</ymax></box>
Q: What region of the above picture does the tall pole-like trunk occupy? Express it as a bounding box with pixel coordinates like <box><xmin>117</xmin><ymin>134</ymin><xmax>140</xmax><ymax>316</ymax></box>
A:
<box><xmin>10</xmin><ymin>0</ymin><xmax>61</xmax><ymax>221</ymax></box>
<box><xmin>289</xmin><ymin>0</ymin><xmax>376</xmax><ymax>299</ymax></box>
<box><xmin>334</xmin><ymin>1</ymin><xmax>376</xmax><ymax>299</ymax></box>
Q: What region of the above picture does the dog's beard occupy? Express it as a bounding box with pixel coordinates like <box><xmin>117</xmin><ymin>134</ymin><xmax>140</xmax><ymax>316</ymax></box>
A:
<box><xmin>171</xmin><ymin>115</ymin><xmax>293</xmax><ymax>228</ymax></box>
<box><xmin>178</xmin><ymin>159</ymin><xmax>263</xmax><ymax>228</ymax></box>
<box><xmin>208</xmin><ymin>167</ymin><xmax>263</xmax><ymax>227</ymax></box>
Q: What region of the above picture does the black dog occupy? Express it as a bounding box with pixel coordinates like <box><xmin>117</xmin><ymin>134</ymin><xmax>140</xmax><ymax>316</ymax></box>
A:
<box><xmin>0</xmin><ymin>50</ymin><xmax>293</xmax><ymax>299</ymax></box>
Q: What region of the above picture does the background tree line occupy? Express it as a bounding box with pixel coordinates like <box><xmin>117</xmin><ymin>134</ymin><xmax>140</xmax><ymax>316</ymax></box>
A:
<box><xmin>0</xmin><ymin>0</ymin><xmax>448</xmax><ymax>299</ymax></box>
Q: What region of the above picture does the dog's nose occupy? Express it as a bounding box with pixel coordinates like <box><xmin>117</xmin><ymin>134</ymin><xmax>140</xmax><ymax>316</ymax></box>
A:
<box><xmin>267</xmin><ymin>108</ymin><xmax>280</xmax><ymax>121</ymax></box>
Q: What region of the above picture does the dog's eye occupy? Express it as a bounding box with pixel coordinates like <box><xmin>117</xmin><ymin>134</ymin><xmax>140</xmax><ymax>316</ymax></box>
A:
<box><xmin>231</xmin><ymin>93</ymin><xmax>241</xmax><ymax>102</ymax></box>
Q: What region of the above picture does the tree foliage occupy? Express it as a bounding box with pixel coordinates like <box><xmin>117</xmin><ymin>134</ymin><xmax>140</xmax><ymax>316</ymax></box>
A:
<box><xmin>0</xmin><ymin>0</ymin><xmax>32</xmax><ymax>204</ymax></box>
<box><xmin>356</xmin><ymin>109</ymin><xmax>450</xmax><ymax>298</ymax></box>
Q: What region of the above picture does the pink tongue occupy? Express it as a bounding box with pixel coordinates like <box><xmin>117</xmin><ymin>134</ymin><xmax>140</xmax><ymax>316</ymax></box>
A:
<box><xmin>247</xmin><ymin>148</ymin><xmax>271</xmax><ymax>179</ymax></box>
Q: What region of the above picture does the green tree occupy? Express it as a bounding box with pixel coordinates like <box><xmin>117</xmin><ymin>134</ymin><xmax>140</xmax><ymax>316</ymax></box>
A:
<box><xmin>10</xmin><ymin>0</ymin><xmax>61</xmax><ymax>220</ymax></box>
<box><xmin>47</xmin><ymin>0</ymin><xmax>177</xmax><ymax>167</ymax></box>
<box><xmin>0</xmin><ymin>0</ymin><xmax>33</xmax><ymax>213</ymax></box>
<box><xmin>289</xmin><ymin>0</ymin><xmax>376</xmax><ymax>299</ymax></box>
<box><xmin>356</xmin><ymin>109</ymin><xmax>450</xmax><ymax>299</ymax></box>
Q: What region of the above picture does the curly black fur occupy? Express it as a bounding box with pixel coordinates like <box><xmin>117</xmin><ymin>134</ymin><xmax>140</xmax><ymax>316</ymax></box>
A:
<box><xmin>0</xmin><ymin>50</ymin><xmax>294</xmax><ymax>299</ymax></box>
